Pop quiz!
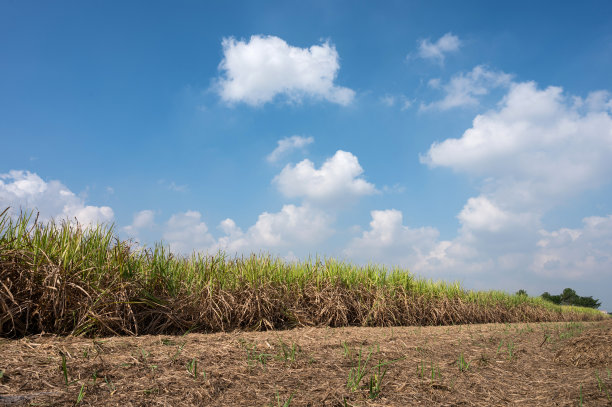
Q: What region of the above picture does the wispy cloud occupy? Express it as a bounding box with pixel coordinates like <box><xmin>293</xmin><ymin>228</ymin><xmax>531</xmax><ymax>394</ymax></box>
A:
<box><xmin>416</xmin><ymin>32</ymin><xmax>461</xmax><ymax>64</ymax></box>
<box><xmin>420</xmin><ymin>65</ymin><xmax>512</xmax><ymax>111</ymax></box>
<box><xmin>158</xmin><ymin>179</ymin><xmax>188</xmax><ymax>192</ymax></box>
<box><xmin>380</xmin><ymin>95</ymin><xmax>396</xmax><ymax>107</ymax></box>
<box><xmin>267</xmin><ymin>135</ymin><xmax>314</xmax><ymax>163</ymax></box>
<box><xmin>380</xmin><ymin>94</ymin><xmax>413</xmax><ymax>110</ymax></box>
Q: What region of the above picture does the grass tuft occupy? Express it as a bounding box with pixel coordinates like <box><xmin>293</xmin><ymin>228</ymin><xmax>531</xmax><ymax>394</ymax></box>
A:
<box><xmin>458</xmin><ymin>352</ymin><xmax>470</xmax><ymax>372</ymax></box>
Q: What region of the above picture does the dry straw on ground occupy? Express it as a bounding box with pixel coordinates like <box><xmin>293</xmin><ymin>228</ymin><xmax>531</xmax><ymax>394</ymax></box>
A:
<box><xmin>0</xmin><ymin>320</ymin><xmax>611</xmax><ymax>406</ymax></box>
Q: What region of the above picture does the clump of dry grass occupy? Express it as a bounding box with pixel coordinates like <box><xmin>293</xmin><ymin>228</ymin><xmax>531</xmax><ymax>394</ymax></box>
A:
<box><xmin>0</xmin><ymin>208</ymin><xmax>605</xmax><ymax>338</ymax></box>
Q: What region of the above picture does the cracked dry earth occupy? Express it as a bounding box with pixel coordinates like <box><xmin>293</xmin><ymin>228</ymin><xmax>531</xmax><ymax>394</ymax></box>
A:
<box><xmin>1</xmin><ymin>319</ymin><xmax>611</xmax><ymax>406</ymax></box>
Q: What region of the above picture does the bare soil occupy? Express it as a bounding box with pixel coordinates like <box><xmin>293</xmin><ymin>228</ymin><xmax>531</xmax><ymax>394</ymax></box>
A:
<box><xmin>1</xmin><ymin>319</ymin><xmax>611</xmax><ymax>406</ymax></box>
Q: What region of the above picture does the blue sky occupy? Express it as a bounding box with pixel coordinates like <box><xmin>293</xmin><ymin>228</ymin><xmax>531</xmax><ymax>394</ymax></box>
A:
<box><xmin>2</xmin><ymin>1</ymin><xmax>612</xmax><ymax>309</ymax></box>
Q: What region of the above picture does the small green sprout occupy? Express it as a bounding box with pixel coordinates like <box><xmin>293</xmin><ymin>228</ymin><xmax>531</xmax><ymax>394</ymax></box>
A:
<box><xmin>458</xmin><ymin>352</ymin><xmax>470</xmax><ymax>372</ymax></box>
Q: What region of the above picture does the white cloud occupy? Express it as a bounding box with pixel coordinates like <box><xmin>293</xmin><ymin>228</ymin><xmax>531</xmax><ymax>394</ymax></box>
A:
<box><xmin>0</xmin><ymin>170</ymin><xmax>114</xmax><ymax>226</ymax></box>
<box><xmin>158</xmin><ymin>204</ymin><xmax>333</xmax><ymax>257</ymax></box>
<box><xmin>532</xmin><ymin>215</ymin><xmax>612</xmax><ymax>279</ymax></box>
<box><xmin>420</xmin><ymin>65</ymin><xmax>513</xmax><ymax>111</ymax></box>
<box><xmin>215</xmin><ymin>204</ymin><xmax>333</xmax><ymax>254</ymax></box>
<box><xmin>410</xmin><ymin>80</ymin><xmax>612</xmax><ymax>285</ymax></box>
<box><xmin>273</xmin><ymin>150</ymin><xmax>377</xmax><ymax>204</ymax></box>
<box><xmin>427</xmin><ymin>78</ymin><xmax>441</xmax><ymax>89</ymax></box>
<box><xmin>573</xmin><ymin>90</ymin><xmax>612</xmax><ymax>113</ymax></box>
<box><xmin>416</xmin><ymin>80</ymin><xmax>611</xmax><ymax>275</ymax></box>
<box><xmin>217</xmin><ymin>35</ymin><xmax>355</xmax><ymax>106</ymax></box>
<box><xmin>162</xmin><ymin>211</ymin><xmax>215</xmax><ymax>254</ymax></box>
<box><xmin>344</xmin><ymin>209</ymin><xmax>441</xmax><ymax>267</ymax></box>
<box><xmin>346</xmin><ymin>80</ymin><xmax>612</xmax><ymax>298</ymax></box>
<box><xmin>417</xmin><ymin>32</ymin><xmax>461</xmax><ymax>64</ymax></box>
<box><xmin>132</xmin><ymin>210</ymin><xmax>155</xmax><ymax>229</ymax></box>
<box><xmin>422</xmin><ymin>81</ymin><xmax>612</xmax><ymax>210</ymax></box>
<box><xmin>124</xmin><ymin>210</ymin><xmax>155</xmax><ymax>235</ymax></box>
<box><xmin>453</xmin><ymin>198</ymin><xmax>541</xmax><ymax>258</ymax></box>
<box><xmin>267</xmin><ymin>135</ymin><xmax>314</xmax><ymax>163</ymax></box>
<box><xmin>68</xmin><ymin>206</ymin><xmax>114</xmax><ymax>227</ymax></box>
<box><xmin>156</xmin><ymin>149</ymin><xmax>375</xmax><ymax>256</ymax></box>
<box><xmin>342</xmin><ymin>209</ymin><xmax>495</xmax><ymax>278</ymax></box>
<box><xmin>344</xmin><ymin>204</ymin><xmax>541</xmax><ymax>281</ymax></box>
<box><xmin>457</xmin><ymin>196</ymin><xmax>511</xmax><ymax>233</ymax></box>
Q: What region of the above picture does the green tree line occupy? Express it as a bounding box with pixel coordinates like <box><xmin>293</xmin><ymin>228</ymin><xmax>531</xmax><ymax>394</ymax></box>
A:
<box><xmin>516</xmin><ymin>288</ymin><xmax>601</xmax><ymax>309</ymax></box>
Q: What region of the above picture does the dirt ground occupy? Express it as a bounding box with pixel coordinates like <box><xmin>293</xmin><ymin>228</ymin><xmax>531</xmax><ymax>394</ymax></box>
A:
<box><xmin>1</xmin><ymin>319</ymin><xmax>611</xmax><ymax>406</ymax></box>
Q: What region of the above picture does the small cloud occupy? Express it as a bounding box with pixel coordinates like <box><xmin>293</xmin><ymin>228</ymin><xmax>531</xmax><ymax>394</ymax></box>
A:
<box><xmin>380</xmin><ymin>95</ymin><xmax>395</xmax><ymax>107</ymax></box>
<box><xmin>105</xmin><ymin>186</ymin><xmax>114</xmax><ymax>195</ymax></box>
<box><xmin>380</xmin><ymin>94</ymin><xmax>413</xmax><ymax>111</ymax></box>
<box><xmin>382</xmin><ymin>184</ymin><xmax>406</xmax><ymax>194</ymax></box>
<box><xmin>158</xmin><ymin>179</ymin><xmax>188</xmax><ymax>193</ymax></box>
<box><xmin>168</xmin><ymin>182</ymin><xmax>188</xmax><ymax>192</ymax></box>
<box><xmin>273</xmin><ymin>150</ymin><xmax>377</xmax><ymax>205</ymax></box>
<box><xmin>427</xmin><ymin>78</ymin><xmax>442</xmax><ymax>89</ymax></box>
<box><xmin>267</xmin><ymin>135</ymin><xmax>314</xmax><ymax>163</ymax></box>
<box><xmin>216</xmin><ymin>35</ymin><xmax>355</xmax><ymax>106</ymax></box>
<box><xmin>416</xmin><ymin>32</ymin><xmax>461</xmax><ymax>64</ymax></box>
<box><xmin>124</xmin><ymin>210</ymin><xmax>155</xmax><ymax>236</ymax></box>
<box><xmin>420</xmin><ymin>65</ymin><xmax>512</xmax><ymax>111</ymax></box>
<box><xmin>401</xmin><ymin>98</ymin><xmax>413</xmax><ymax>111</ymax></box>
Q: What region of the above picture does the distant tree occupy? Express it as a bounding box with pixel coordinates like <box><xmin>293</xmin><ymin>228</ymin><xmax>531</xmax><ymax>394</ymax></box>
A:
<box><xmin>515</xmin><ymin>289</ymin><xmax>528</xmax><ymax>296</ymax></box>
<box><xmin>560</xmin><ymin>288</ymin><xmax>578</xmax><ymax>305</ymax></box>
<box><xmin>573</xmin><ymin>295</ymin><xmax>601</xmax><ymax>309</ymax></box>
<box><xmin>540</xmin><ymin>288</ymin><xmax>600</xmax><ymax>309</ymax></box>
<box><xmin>541</xmin><ymin>291</ymin><xmax>561</xmax><ymax>305</ymax></box>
